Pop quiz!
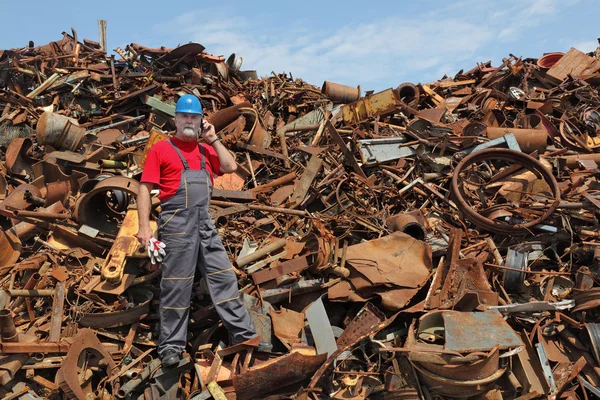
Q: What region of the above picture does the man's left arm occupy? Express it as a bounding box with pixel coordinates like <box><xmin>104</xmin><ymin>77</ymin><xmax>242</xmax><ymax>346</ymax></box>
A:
<box><xmin>201</xmin><ymin>120</ymin><xmax>237</xmax><ymax>173</ymax></box>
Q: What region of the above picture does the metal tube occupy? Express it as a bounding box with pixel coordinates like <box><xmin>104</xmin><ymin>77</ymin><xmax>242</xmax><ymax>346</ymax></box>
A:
<box><xmin>486</xmin><ymin>127</ymin><xmax>548</xmax><ymax>153</ymax></box>
<box><xmin>13</xmin><ymin>210</ymin><xmax>70</xmax><ymax>220</ymax></box>
<box><xmin>120</xmin><ymin>135</ymin><xmax>149</xmax><ymax>146</ymax></box>
<box><xmin>237</xmin><ymin>239</ymin><xmax>287</xmax><ymax>268</ymax></box>
<box><xmin>0</xmin><ymin>309</ymin><xmax>18</xmax><ymax>342</ymax></box>
<box><xmin>116</xmin><ymin>358</ymin><xmax>161</xmax><ymax>398</ymax></box>
<box><xmin>98</xmin><ymin>159</ymin><xmax>128</xmax><ymax>169</ymax></box>
<box><xmin>7</xmin><ymin>290</ymin><xmax>54</xmax><ymax>297</ymax></box>
<box><xmin>385</xmin><ymin>211</ymin><xmax>426</xmax><ymax>240</ymax></box>
<box><xmin>12</xmin><ymin>273</ymin><xmax>41</xmax><ymax>309</ymax></box>
<box><xmin>87</xmin><ymin>115</ymin><xmax>146</xmax><ymax>134</ymax></box>
<box><xmin>24</xmin><ymin>190</ymin><xmax>45</xmax><ymax>207</ymax></box>
<box><xmin>210</xmin><ymin>200</ymin><xmax>308</xmax><ymax>216</ymax></box>
<box><xmin>124</xmin><ymin>369</ymin><xmax>140</xmax><ymax>379</ymax></box>
<box><xmin>209</xmin><ymin>102</ymin><xmax>252</xmax><ymax>133</ymax></box>
<box><xmin>322</xmin><ymin>81</ymin><xmax>360</xmax><ymax>103</ymax></box>
<box><xmin>560</xmin><ymin>153</ymin><xmax>600</xmax><ymax>169</ymax></box>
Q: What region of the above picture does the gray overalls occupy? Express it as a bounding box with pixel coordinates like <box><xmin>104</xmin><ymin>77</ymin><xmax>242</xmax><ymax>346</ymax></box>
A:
<box><xmin>157</xmin><ymin>140</ymin><xmax>256</xmax><ymax>357</ymax></box>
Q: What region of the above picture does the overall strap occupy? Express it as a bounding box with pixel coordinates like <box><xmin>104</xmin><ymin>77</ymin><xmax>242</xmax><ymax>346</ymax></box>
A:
<box><xmin>168</xmin><ymin>140</ymin><xmax>189</xmax><ymax>170</ymax></box>
<box><xmin>199</xmin><ymin>143</ymin><xmax>206</xmax><ymax>171</ymax></box>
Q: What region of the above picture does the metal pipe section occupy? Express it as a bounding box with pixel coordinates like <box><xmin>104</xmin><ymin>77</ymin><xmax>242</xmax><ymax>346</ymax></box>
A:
<box><xmin>209</xmin><ymin>102</ymin><xmax>252</xmax><ymax>133</ymax></box>
<box><xmin>13</xmin><ymin>210</ymin><xmax>71</xmax><ymax>220</ymax></box>
<box><xmin>486</xmin><ymin>127</ymin><xmax>548</xmax><ymax>153</ymax></box>
<box><xmin>0</xmin><ymin>309</ymin><xmax>18</xmax><ymax>342</ymax></box>
<box><xmin>210</xmin><ymin>200</ymin><xmax>308</xmax><ymax>217</ymax></box>
<box><xmin>7</xmin><ymin>289</ymin><xmax>55</xmax><ymax>297</ymax></box>
<box><xmin>98</xmin><ymin>160</ymin><xmax>128</xmax><ymax>169</ymax></box>
<box><xmin>322</xmin><ymin>81</ymin><xmax>360</xmax><ymax>104</ymax></box>
<box><xmin>237</xmin><ymin>239</ymin><xmax>287</xmax><ymax>268</ymax></box>
<box><xmin>560</xmin><ymin>153</ymin><xmax>600</xmax><ymax>169</ymax></box>
<box><xmin>251</xmin><ymin>172</ymin><xmax>296</xmax><ymax>192</ymax></box>
<box><xmin>12</xmin><ymin>273</ymin><xmax>41</xmax><ymax>309</ymax></box>
<box><xmin>385</xmin><ymin>211</ymin><xmax>426</xmax><ymax>240</ymax></box>
<box><xmin>116</xmin><ymin>358</ymin><xmax>161</xmax><ymax>398</ymax></box>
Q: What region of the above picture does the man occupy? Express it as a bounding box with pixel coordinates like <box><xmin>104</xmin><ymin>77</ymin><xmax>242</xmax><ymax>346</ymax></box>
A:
<box><xmin>136</xmin><ymin>94</ymin><xmax>256</xmax><ymax>368</ymax></box>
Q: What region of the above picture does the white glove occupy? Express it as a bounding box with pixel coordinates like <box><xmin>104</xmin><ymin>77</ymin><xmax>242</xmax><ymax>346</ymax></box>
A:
<box><xmin>148</xmin><ymin>238</ymin><xmax>166</xmax><ymax>264</ymax></box>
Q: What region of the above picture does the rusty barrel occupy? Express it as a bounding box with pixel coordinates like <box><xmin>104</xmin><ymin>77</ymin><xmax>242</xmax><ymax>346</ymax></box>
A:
<box><xmin>322</xmin><ymin>81</ymin><xmax>360</xmax><ymax>104</ymax></box>
<box><xmin>36</xmin><ymin>112</ymin><xmax>86</xmax><ymax>151</ymax></box>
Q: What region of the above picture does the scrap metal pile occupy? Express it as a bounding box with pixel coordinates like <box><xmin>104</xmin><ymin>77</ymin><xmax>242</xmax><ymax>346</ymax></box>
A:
<box><xmin>3</xmin><ymin>28</ymin><xmax>600</xmax><ymax>399</ymax></box>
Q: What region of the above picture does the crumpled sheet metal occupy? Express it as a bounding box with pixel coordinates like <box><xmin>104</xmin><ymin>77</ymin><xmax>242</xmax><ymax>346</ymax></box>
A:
<box><xmin>233</xmin><ymin>348</ymin><xmax>327</xmax><ymax>400</ymax></box>
<box><xmin>328</xmin><ymin>231</ymin><xmax>432</xmax><ymax>310</ymax></box>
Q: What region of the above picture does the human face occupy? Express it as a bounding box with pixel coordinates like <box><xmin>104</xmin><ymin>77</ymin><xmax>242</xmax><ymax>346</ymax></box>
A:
<box><xmin>175</xmin><ymin>112</ymin><xmax>203</xmax><ymax>141</ymax></box>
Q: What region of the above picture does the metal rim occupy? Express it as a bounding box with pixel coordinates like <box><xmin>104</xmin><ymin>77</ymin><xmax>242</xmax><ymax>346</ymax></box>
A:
<box><xmin>451</xmin><ymin>148</ymin><xmax>560</xmax><ymax>235</ymax></box>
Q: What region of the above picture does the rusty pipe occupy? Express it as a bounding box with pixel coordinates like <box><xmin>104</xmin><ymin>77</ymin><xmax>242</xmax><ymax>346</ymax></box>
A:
<box><xmin>24</xmin><ymin>190</ymin><xmax>45</xmax><ymax>207</ymax></box>
<box><xmin>0</xmin><ymin>309</ymin><xmax>18</xmax><ymax>342</ymax></box>
<box><xmin>7</xmin><ymin>289</ymin><xmax>54</xmax><ymax>297</ymax></box>
<box><xmin>208</xmin><ymin>102</ymin><xmax>252</xmax><ymax>133</ymax></box>
<box><xmin>12</xmin><ymin>273</ymin><xmax>41</xmax><ymax>309</ymax></box>
<box><xmin>210</xmin><ymin>200</ymin><xmax>308</xmax><ymax>216</ymax></box>
<box><xmin>385</xmin><ymin>211</ymin><xmax>426</xmax><ymax>241</ymax></box>
<box><xmin>486</xmin><ymin>127</ymin><xmax>548</xmax><ymax>153</ymax></box>
<box><xmin>395</xmin><ymin>82</ymin><xmax>420</xmax><ymax>108</ymax></box>
<box><xmin>322</xmin><ymin>81</ymin><xmax>360</xmax><ymax>103</ymax></box>
<box><xmin>237</xmin><ymin>239</ymin><xmax>287</xmax><ymax>268</ymax></box>
<box><xmin>251</xmin><ymin>172</ymin><xmax>297</xmax><ymax>192</ymax></box>
<box><xmin>13</xmin><ymin>210</ymin><xmax>71</xmax><ymax>220</ymax></box>
<box><xmin>506</xmin><ymin>371</ymin><xmax>522</xmax><ymax>395</ymax></box>
<box><xmin>560</xmin><ymin>153</ymin><xmax>600</xmax><ymax>169</ymax></box>
<box><xmin>116</xmin><ymin>358</ymin><xmax>161</xmax><ymax>398</ymax></box>
<box><xmin>10</xmin><ymin>202</ymin><xmax>67</xmax><ymax>240</ymax></box>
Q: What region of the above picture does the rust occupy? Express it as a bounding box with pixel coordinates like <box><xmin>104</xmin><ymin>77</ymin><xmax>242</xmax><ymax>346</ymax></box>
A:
<box><xmin>1</xmin><ymin>26</ymin><xmax>600</xmax><ymax>400</ymax></box>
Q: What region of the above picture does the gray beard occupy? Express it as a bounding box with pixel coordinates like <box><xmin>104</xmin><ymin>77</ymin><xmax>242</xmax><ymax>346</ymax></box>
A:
<box><xmin>181</xmin><ymin>127</ymin><xmax>196</xmax><ymax>138</ymax></box>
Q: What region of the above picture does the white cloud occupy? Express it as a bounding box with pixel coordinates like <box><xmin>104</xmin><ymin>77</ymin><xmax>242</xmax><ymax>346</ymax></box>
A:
<box><xmin>155</xmin><ymin>11</ymin><xmax>493</xmax><ymax>91</ymax></box>
<box><xmin>154</xmin><ymin>0</ymin><xmax>584</xmax><ymax>91</ymax></box>
<box><xmin>497</xmin><ymin>0</ymin><xmax>558</xmax><ymax>42</ymax></box>
<box><xmin>573</xmin><ymin>40</ymin><xmax>598</xmax><ymax>53</ymax></box>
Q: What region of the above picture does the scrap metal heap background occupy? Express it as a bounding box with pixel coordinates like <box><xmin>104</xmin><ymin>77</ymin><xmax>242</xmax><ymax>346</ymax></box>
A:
<box><xmin>2</xmin><ymin>28</ymin><xmax>600</xmax><ymax>399</ymax></box>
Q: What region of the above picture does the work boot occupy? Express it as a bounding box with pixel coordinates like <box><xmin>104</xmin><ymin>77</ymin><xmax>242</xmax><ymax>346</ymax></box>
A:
<box><xmin>161</xmin><ymin>349</ymin><xmax>180</xmax><ymax>368</ymax></box>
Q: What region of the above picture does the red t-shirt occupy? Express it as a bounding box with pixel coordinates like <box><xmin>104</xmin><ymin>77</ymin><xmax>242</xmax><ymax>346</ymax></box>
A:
<box><xmin>141</xmin><ymin>137</ymin><xmax>222</xmax><ymax>201</ymax></box>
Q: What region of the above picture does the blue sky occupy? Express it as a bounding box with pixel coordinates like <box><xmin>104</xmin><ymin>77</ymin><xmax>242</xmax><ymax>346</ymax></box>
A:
<box><xmin>1</xmin><ymin>0</ymin><xmax>598</xmax><ymax>91</ymax></box>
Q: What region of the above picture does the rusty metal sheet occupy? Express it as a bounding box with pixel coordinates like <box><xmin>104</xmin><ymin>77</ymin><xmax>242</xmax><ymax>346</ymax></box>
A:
<box><xmin>291</xmin><ymin>154</ymin><xmax>322</xmax><ymax>205</ymax></box>
<box><xmin>78</xmin><ymin>288</ymin><xmax>153</xmax><ymax>328</ymax></box>
<box><xmin>233</xmin><ymin>348</ymin><xmax>327</xmax><ymax>400</ymax></box>
<box><xmin>270</xmin><ymin>307</ymin><xmax>304</xmax><ymax>350</ymax></box>
<box><xmin>55</xmin><ymin>329</ymin><xmax>117</xmax><ymax>399</ymax></box>
<box><xmin>442</xmin><ymin>310</ymin><xmax>523</xmax><ymax>352</ymax></box>
<box><xmin>251</xmin><ymin>255</ymin><xmax>309</xmax><ymax>285</ymax></box>
<box><xmin>345</xmin><ymin>231</ymin><xmax>431</xmax><ymax>290</ymax></box>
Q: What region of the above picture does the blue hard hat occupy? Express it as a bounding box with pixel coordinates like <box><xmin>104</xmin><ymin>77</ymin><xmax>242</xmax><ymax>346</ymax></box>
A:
<box><xmin>175</xmin><ymin>94</ymin><xmax>203</xmax><ymax>115</ymax></box>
